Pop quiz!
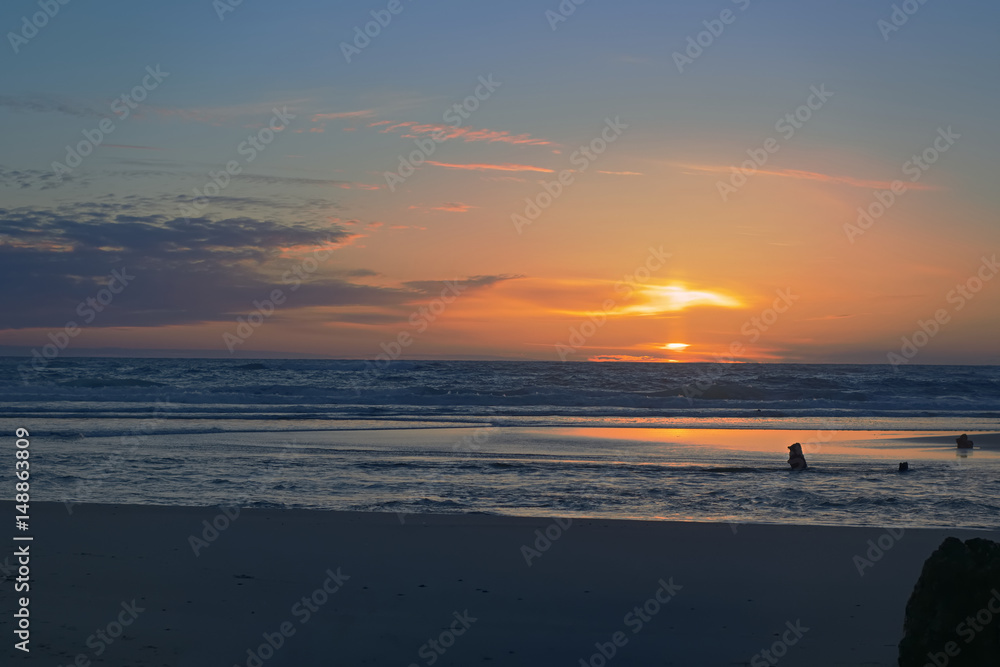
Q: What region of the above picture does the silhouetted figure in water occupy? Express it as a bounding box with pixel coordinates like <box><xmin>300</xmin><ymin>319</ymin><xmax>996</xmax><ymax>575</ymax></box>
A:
<box><xmin>956</xmin><ymin>434</ymin><xmax>974</xmax><ymax>449</ymax></box>
<box><xmin>787</xmin><ymin>443</ymin><xmax>808</xmax><ymax>470</ymax></box>
<box><xmin>898</xmin><ymin>462</ymin><xmax>909</xmax><ymax>472</ymax></box>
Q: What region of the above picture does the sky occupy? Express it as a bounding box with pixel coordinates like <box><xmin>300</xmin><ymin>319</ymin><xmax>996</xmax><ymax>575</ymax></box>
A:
<box><xmin>1</xmin><ymin>0</ymin><xmax>998</xmax><ymax>363</ymax></box>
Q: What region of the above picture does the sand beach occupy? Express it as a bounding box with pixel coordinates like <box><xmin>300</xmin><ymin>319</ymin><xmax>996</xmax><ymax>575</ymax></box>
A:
<box><xmin>6</xmin><ymin>501</ymin><xmax>996</xmax><ymax>666</ymax></box>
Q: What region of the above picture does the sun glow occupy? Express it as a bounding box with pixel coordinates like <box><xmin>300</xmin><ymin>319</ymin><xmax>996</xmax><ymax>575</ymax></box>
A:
<box><xmin>619</xmin><ymin>285</ymin><xmax>742</xmax><ymax>315</ymax></box>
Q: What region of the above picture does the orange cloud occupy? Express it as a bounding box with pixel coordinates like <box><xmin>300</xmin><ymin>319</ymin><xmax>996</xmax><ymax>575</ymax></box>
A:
<box><xmin>615</xmin><ymin>285</ymin><xmax>743</xmax><ymax>315</ymax></box>
<box><xmin>409</xmin><ymin>202</ymin><xmax>476</xmax><ymax>213</ymax></box>
<box><xmin>678</xmin><ymin>163</ymin><xmax>941</xmax><ymax>191</ymax></box>
<box><xmin>426</xmin><ymin>161</ymin><xmax>554</xmax><ymax>173</ymax></box>
<box><xmin>276</xmin><ymin>235</ymin><xmax>363</xmax><ymax>257</ymax></box>
<box><xmin>371</xmin><ymin>120</ymin><xmax>553</xmax><ymax>146</ymax></box>
<box><xmin>598</xmin><ymin>170</ymin><xmax>643</xmax><ymax>176</ymax></box>
<box><xmin>588</xmin><ymin>355</ymin><xmax>674</xmax><ymax>363</ymax></box>
<box><xmin>311</xmin><ymin>110</ymin><xmax>376</xmax><ymax>121</ymax></box>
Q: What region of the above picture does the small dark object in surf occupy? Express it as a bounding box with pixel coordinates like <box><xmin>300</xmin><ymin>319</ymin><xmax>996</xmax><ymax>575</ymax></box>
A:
<box><xmin>956</xmin><ymin>434</ymin><xmax>974</xmax><ymax>449</ymax></box>
<box><xmin>899</xmin><ymin>462</ymin><xmax>909</xmax><ymax>472</ymax></box>
<box><xmin>787</xmin><ymin>443</ymin><xmax>808</xmax><ymax>470</ymax></box>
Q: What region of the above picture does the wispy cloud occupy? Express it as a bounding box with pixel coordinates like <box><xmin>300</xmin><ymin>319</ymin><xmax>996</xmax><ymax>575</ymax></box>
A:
<box><xmin>598</xmin><ymin>170</ymin><xmax>643</xmax><ymax>176</ymax></box>
<box><xmin>677</xmin><ymin>163</ymin><xmax>941</xmax><ymax>191</ymax></box>
<box><xmin>426</xmin><ymin>161</ymin><xmax>554</xmax><ymax>173</ymax></box>
<box><xmin>233</xmin><ymin>173</ymin><xmax>380</xmax><ymax>190</ymax></box>
<box><xmin>409</xmin><ymin>202</ymin><xmax>476</xmax><ymax>213</ymax></box>
<box><xmin>98</xmin><ymin>166</ymin><xmax>380</xmax><ymax>195</ymax></box>
<box><xmin>0</xmin><ymin>166</ymin><xmax>77</xmax><ymax>190</ymax></box>
<box><xmin>402</xmin><ymin>274</ymin><xmax>524</xmax><ymax>296</ymax></box>
<box><xmin>312</xmin><ymin>110</ymin><xmax>376</xmax><ymax>121</ymax></box>
<box><xmin>0</xmin><ymin>94</ymin><xmax>104</xmax><ymax>118</ymax></box>
<box><xmin>370</xmin><ymin>120</ymin><xmax>553</xmax><ymax>146</ymax></box>
<box><xmin>617</xmin><ymin>285</ymin><xmax>742</xmax><ymax>315</ymax></box>
<box><xmin>102</xmin><ymin>144</ymin><xmax>163</xmax><ymax>151</ymax></box>
<box><xmin>0</xmin><ymin>93</ymin><xmax>308</xmax><ymax>127</ymax></box>
<box><xmin>589</xmin><ymin>354</ymin><xmax>672</xmax><ymax>362</ymax></box>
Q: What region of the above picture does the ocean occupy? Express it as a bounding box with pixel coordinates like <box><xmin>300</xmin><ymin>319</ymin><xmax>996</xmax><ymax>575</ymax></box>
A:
<box><xmin>3</xmin><ymin>358</ymin><xmax>998</xmax><ymax>529</ymax></box>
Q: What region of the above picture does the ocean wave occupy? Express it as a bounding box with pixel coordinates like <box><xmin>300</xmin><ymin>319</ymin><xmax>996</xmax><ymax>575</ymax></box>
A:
<box><xmin>3</xmin><ymin>359</ymin><xmax>1000</xmax><ymax>426</ymax></box>
<box><xmin>58</xmin><ymin>377</ymin><xmax>166</xmax><ymax>388</ymax></box>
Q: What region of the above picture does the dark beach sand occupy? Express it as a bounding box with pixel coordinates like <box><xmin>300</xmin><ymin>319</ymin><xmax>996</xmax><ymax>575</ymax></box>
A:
<box><xmin>4</xmin><ymin>502</ymin><xmax>997</xmax><ymax>666</ymax></box>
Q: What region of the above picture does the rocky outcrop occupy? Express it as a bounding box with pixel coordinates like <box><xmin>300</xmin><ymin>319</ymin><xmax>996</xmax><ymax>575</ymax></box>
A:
<box><xmin>899</xmin><ymin>537</ymin><xmax>1000</xmax><ymax>666</ymax></box>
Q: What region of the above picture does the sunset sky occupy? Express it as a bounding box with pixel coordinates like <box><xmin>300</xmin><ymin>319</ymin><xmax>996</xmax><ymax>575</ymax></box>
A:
<box><xmin>2</xmin><ymin>0</ymin><xmax>998</xmax><ymax>363</ymax></box>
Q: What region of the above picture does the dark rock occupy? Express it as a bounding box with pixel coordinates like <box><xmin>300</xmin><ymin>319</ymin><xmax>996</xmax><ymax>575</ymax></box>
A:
<box><xmin>898</xmin><ymin>537</ymin><xmax>1000</xmax><ymax>666</ymax></box>
<box><xmin>899</xmin><ymin>462</ymin><xmax>909</xmax><ymax>472</ymax></box>
<box><xmin>787</xmin><ymin>442</ymin><xmax>807</xmax><ymax>470</ymax></box>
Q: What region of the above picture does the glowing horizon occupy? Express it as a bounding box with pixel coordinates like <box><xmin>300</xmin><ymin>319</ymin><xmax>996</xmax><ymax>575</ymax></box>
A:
<box><xmin>1</xmin><ymin>1</ymin><xmax>997</xmax><ymax>364</ymax></box>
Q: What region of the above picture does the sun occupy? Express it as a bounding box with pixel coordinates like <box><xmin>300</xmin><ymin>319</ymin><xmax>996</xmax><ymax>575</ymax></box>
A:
<box><xmin>661</xmin><ymin>343</ymin><xmax>690</xmax><ymax>351</ymax></box>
